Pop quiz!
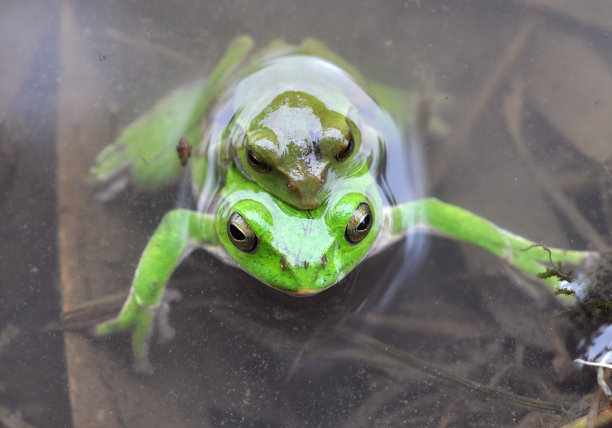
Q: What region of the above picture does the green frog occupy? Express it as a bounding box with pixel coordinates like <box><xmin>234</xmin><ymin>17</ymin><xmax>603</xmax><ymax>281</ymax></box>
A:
<box><xmin>91</xmin><ymin>37</ymin><xmax>597</xmax><ymax>372</ymax></box>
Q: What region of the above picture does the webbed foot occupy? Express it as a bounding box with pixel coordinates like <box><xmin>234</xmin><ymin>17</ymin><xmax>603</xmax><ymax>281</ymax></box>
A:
<box><xmin>95</xmin><ymin>297</ymin><xmax>156</xmax><ymax>372</ymax></box>
<box><xmin>155</xmin><ymin>289</ymin><xmax>182</xmax><ymax>344</ymax></box>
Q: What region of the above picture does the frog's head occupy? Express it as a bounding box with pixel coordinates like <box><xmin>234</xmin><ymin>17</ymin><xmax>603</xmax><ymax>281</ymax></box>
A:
<box><xmin>233</xmin><ymin>91</ymin><xmax>369</xmax><ymax>210</ymax></box>
<box><xmin>216</xmin><ymin>166</ymin><xmax>382</xmax><ymax>294</ymax></box>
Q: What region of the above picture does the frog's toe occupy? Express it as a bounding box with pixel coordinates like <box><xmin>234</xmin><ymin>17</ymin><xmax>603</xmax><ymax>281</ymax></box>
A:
<box><xmin>133</xmin><ymin>355</ymin><xmax>154</xmax><ymax>375</ymax></box>
<box><xmin>156</xmin><ymin>314</ymin><xmax>176</xmax><ymax>344</ymax></box>
<box><xmin>155</xmin><ymin>307</ymin><xmax>176</xmax><ymax>344</ymax></box>
<box><xmin>156</xmin><ymin>289</ymin><xmax>181</xmax><ymax>344</ymax></box>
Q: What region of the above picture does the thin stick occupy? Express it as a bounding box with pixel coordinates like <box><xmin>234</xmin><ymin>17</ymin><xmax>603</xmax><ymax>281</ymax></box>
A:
<box><xmin>339</xmin><ymin>327</ymin><xmax>566</xmax><ymax>414</ymax></box>
<box><xmin>104</xmin><ymin>28</ymin><xmax>203</xmax><ymax>67</ymax></box>
<box><xmin>503</xmin><ymin>82</ymin><xmax>610</xmax><ymax>252</ymax></box>
<box><xmin>431</xmin><ymin>17</ymin><xmax>535</xmax><ymax>188</ymax></box>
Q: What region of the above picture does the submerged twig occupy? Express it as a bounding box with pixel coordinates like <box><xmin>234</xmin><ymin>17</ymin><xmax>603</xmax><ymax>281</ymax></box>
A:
<box><xmin>559</xmin><ymin>405</ymin><xmax>612</xmax><ymax>428</ymax></box>
<box><xmin>104</xmin><ymin>28</ymin><xmax>204</xmax><ymax>67</ymax></box>
<box><xmin>42</xmin><ymin>291</ymin><xmax>128</xmax><ymax>332</ymax></box>
<box><xmin>350</xmin><ymin>313</ymin><xmax>496</xmax><ymax>339</ymax></box>
<box><xmin>503</xmin><ymin>81</ymin><xmax>610</xmax><ymax>252</ymax></box>
<box><xmin>431</xmin><ymin>17</ymin><xmax>535</xmax><ymax>188</ymax></box>
<box><xmin>522</xmin><ymin>243</ymin><xmax>576</xmax><ymax>284</ymax></box>
<box><xmin>340</xmin><ymin>382</ymin><xmax>406</xmax><ymax>428</ymax></box>
<box><xmin>338</xmin><ymin>327</ymin><xmax>566</xmax><ymax>414</ymax></box>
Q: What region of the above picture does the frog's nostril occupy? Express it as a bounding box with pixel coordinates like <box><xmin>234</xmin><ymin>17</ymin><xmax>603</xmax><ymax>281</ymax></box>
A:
<box><xmin>287</xmin><ymin>180</ymin><xmax>298</xmax><ymax>193</ymax></box>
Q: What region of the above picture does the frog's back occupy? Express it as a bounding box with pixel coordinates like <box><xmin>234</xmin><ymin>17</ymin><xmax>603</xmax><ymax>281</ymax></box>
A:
<box><xmin>195</xmin><ymin>45</ymin><xmax>401</xmax><ymax>213</ymax></box>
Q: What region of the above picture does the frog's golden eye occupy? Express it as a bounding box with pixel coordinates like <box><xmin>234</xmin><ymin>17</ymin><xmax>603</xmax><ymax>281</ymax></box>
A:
<box><xmin>227</xmin><ymin>212</ymin><xmax>258</xmax><ymax>252</ymax></box>
<box><xmin>345</xmin><ymin>201</ymin><xmax>372</xmax><ymax>244</ymax></box>
<box><xmin>335</xmin><ymin>131</ymin><xmax>354</xmax><ymax>162</ymax></box>
<box><xmin>247</xmin><ymin>147</ymin><xmax>272</xmax><ymax>174</ymax></box>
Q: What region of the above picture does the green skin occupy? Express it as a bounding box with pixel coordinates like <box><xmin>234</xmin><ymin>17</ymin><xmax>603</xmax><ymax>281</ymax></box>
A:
<box><xmin>92</xmin><ymin>37</ymin><xmax>597</xmax><ymax>372</ymax></box>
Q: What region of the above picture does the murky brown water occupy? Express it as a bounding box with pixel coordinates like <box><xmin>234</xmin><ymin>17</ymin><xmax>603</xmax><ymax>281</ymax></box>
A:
<box><xmin>1</xmin><ymin>0</ymin><xmax>611</xmax><ymax>426</ymax></box>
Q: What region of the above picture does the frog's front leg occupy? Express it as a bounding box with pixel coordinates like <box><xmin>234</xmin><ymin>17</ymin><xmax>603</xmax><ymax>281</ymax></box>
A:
<box><xmin>385</xmin><ymin>198</ymin><xmax>599</xmax><ymax>292</ymax></box>
<box><xmin>96</xmin><ymin>209</ymin><xmax>218</xmax><ymax>372</ymax></box>
<box><xmin>90</xmin><ymin>35</ymin><xmax>254</xmax><ymax>198</ymax></box>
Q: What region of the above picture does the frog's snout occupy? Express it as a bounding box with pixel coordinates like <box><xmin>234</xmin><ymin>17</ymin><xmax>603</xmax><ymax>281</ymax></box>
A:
<box><xmin>286</xmin><ymin>175</ymin><xmax>327</xmax><ymax>208</ymax></box>
<box><xmin>286</xmin><ymin>175</ymin><xmax>325</xmax><ymax>192</ymax></box>
<box><xmin>275</xmin><ymin>253</ymin><xmax>337</xmax><ymax>295</ymax></box>
<box><xmin>286</xmin><ymin>179</ymin><xmax>299</xmax><ymax>193</ymax></box>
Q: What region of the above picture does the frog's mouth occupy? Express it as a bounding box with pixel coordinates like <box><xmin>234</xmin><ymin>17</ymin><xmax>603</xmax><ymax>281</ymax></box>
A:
<box><xmin>273</xmin><ymin>283</ymin><xmax>338</xmax><ymax>297</ymax></box>
<box><xmin>247</xmin><ymin>252</ymin><xmax>346</xmax><ymax>296</ymax></box>
<box><xmin>271</xmin><ymin>260</ymin><xmax>348</xmax><ymax>296</ymax></box>
<box><xmin>208</xmin><ymin>243</ymin><xmax>347</xmax><ymax>295</ymax></box>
